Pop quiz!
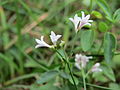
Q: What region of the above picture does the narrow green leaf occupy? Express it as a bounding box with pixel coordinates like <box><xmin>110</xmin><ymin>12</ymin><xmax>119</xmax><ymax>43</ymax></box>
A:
<box><xmin>0</xmin><ymin>7</ymin><xmax>7</xmax><ymax>30</ymax></box>
<box><xmin>113</xmin><ymin>8</ymin><xmax>120</xmax><ymax>22</ymax></box>
<box><xmin>37</xmin><ymin>70</ymin><xmax>59</xmax><ymax>84</ymax></box>
<box><xmin>69</xmin><ymin>76</ymin><xmax>79</xmax><ymax>85</ymax></box>
<box><xmin>80</xmin><ymin>30</ymin><xmax>94</xmax><ymax>51</ymax></box>
<box><xmin>109</xmin><ymin>83</ymin><xmax>120</xmax><ymax>90</ymax></box>
<box><xmin>32</xmin><ymin>80</ymin><xmax>59</xmax><ymax>90</ymax></box>
<box><xmin>91</xmin><ymin>11</ymin><xmax>103</xmax><ymax>19</ymax></box>
<box><xmin>104</xmin><ymin>32</ymin><xmax>116</xmax><ymax>64</ymax></box>
<box><xmin>97</xmin><ymin>0</ymin><xmax>113</xmax><ymax>21</ymax></box>
<box><xmin>60</xmin><ymin>71</ymin><xmax>70</xmax><ymax>79</ymax></box>
<box><xmin>98</xmin><ymin>22</ymin><xmax>108</xmax><ymax>32</ymax></box>
<box><xmin>101</xmin><ymin>65</ymin><xmax>115</xmax><ymax>82</ymax></box>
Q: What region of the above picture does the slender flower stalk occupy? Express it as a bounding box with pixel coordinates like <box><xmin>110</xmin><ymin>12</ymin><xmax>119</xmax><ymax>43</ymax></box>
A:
<box><xmin>55</xmin><ymin>49</ymin><xmax>77</xmax><ymax>90</ymax></box>
<box><xmin>82</xmin><ymin>69</ymin><xmax>86</xmax><ymax>90</ymax></box>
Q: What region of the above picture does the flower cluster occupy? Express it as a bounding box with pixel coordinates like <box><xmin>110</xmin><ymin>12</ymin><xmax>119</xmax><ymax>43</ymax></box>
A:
<box><xmin>75</xmin><ymin>54</ymin><xmax>92</xmax><ymax>69</ymax></box>
<box><xmin>69</xmin><ymin>11</ymin><xmax>93</xmax><ymax>33</ymax></box>
<box><xmin>35</xmin><ymin>31</ymin><xmax>62</xmax><ymax>48</ymax></box>
<box><xmin>75</xmin><ymin>54</ymin><xmax>102</xmax><ymax>73</ymax></box>
<box><xmin>35</xmin><ymin>11</ymin><xmax>102</xmax><ymax>74</ymax></box>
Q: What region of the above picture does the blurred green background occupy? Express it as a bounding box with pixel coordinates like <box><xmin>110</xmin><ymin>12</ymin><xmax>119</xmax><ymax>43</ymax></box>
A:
<box><xmin>0</xmin><ymin>0</ymin><xmax>120</xmax><ymax>89</ymax></box>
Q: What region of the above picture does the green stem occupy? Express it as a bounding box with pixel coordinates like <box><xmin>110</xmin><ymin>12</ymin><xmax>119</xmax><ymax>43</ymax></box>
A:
<box><xmin>55</xmin><ymin>49</ymin><xmax>77</xmax><ymax>90</ymax></box>
<box><xmin>79</xmin><ymin>82</ymin><xmax>111</xmax><ymax>90</ymax></box>
<box><xmin>69</xmin><ymin>31</ymin><xmax>80</xmax><ymax>56</ymax></box>
<box><xmin>82</xmin><ymin>69</ymin><xmax>86</xmax><ymax>90</ymax></box>
<box><xmin>89</xmin><ymin>0</ymin><xmax>93</xmax><ymax>11</ymax></box>
<box><xmin>85</xmin><ymin>70</ymin><xmax>91</xmax><ymax>78</ymax></box>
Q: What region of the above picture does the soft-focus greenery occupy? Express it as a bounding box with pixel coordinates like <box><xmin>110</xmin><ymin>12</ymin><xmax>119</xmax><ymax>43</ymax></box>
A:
<box><xmin>0</xmin><ymin>0</ymin><xmax>120</xmax><ymax>90</ymax></box>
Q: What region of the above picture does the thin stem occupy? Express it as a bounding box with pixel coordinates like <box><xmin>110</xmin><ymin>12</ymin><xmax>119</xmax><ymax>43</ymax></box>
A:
<box><xmin>70</xmin><ymin>31</ymin><xmax>80</xmax><ymax>56</ymax></box>
<box><xmin>82</xmin><ymin>69</ymin><xmax>86</xmax><ymax>90</ymax></box>
<box><xmin>85</xmin><ymin>70</ymin><xmax>91</xmax><ymax>78</ymax></box>
<box><xmin>79</xmin><ymin>82</ymin><xmax>112</xmax><ymax>90</ymax></box>
<box><xmin>55</xmin><ymin>49</ymin><xmax>77</xmax><ymax>90</ymax></box>
<box><xmin>89</xmin><ymin>0</ymin><xmax>93</xmax><ymax>11</ymax></box>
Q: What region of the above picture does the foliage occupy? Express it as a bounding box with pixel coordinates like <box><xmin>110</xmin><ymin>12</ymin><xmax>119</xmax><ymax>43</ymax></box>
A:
<box><xmin>0</xmin><ymin>0</ymin><xmax>120</xmax><ymax>90</ymax></box>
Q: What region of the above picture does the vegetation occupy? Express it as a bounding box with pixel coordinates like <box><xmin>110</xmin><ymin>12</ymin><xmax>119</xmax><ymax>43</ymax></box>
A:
<box><xmin>0</xmin><ymin>0</ymin><xmax>120</xmax><ymax>90</ymax></box>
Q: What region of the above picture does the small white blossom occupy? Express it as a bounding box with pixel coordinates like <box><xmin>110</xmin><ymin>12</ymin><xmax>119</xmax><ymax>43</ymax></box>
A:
<box><xmin>35</xmin><ymin>36</ymin><xmax>51</xmax><ymax>48</ymax></box>
<box><xmin>69</xmin><ymin>14</ymin><xmax>81</xmax><ymax>32</ymax></box>
<box><xmin>75</xmin><ymin>54</ymin><xmax>92</xmax><ymax>69</ymax></box>
<box><xmin>69</xmin><ymin>11</ymin><xmax>93</xmax><ymax>32</ymax></box>
<box><xmin>79</xmin><ymin>11</ymin><xmax>93</xmax><ymax>29</ymax></box>
<box><xmin>91</xmin><ymin>63</ymin><xmax>102</xmax><ymax>72</ymax></box>
<box><xmin>50</xmin><ymin>31</ymin><xmax>62</xmax><ymax>45</ymax></box>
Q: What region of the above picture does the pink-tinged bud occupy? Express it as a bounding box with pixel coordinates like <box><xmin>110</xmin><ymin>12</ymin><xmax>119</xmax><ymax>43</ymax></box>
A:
<box><xmin>75</xmin><ymin>54</ymin><xmax>92</xmax><ymax>69</ymax></box>
<box><xmin>91</xmin><ymin>63</ymin><xmax>102</xmax><ymax>72</ymax></box>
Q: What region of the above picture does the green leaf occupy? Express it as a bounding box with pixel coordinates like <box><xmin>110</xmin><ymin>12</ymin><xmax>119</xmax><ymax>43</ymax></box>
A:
<box><xmin>113</xmin><ymin>55</ymin><xmax>120</xmax><ymax>65</ymax></box>
<box><xmin>32</xmin><ymin>80</ymin><xmax>59</xmax><ymax>90</ymax></box>
<box><xmin>101</xmin><ymin>65</ymin><xmax>115</xmax><ymax>82</ymax></box>
<box><xmin>69</xmin><ymin>76</ymin><xmax>79</xmax><ymax>85</ymax></box>
<box><xmin>37</xmin><ymin>70</ymin><xmax>59</xmax><ymax>84</ymax></box>
<box><xmin>0</xmin><ymin>8</ymin><xmax>7</xmax><ymax>30</ymax></box>
<box><xmin>60</xmin><ymin>71</ymin><xmax>70</xmax><ymax>79</ymax></box>
<box><xmin>80</xmin><ymin>30</ymin><xmax>94</xmax><ymax>51</ymax></box>
<box><xmin>92</xmin><ymin>72</ymin><xmax>108</xmax><ymax>82</ymax></box>
<box><xmin>109</xmin><ymin>83</ymin><xmax>120</xmax><ymax>90</ymax></box>
<box><xmin>91</xmin><ymin>11</ymin><xmax>103</xmax><ymax>19</ymax></box>
<box><xmin>97</xmin><ymin>0</ymin><xmax>113</xmax><ymax>21</ymax></box>
<box><xmin>98</xmin><ymin>22</ymin><xmax>108</xmax><ymax>32</ymax></box>
<box><xmin>113</xmin><ymin>8</ymin><xmax>120</xmax><ymax>22</ymax></box>
<box><xmin>104</xmin><ymin>32</ymin><xmax>117</xmax><ymax>64</ymax></box>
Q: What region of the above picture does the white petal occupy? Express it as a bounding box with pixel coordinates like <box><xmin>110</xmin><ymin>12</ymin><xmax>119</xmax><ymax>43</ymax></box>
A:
<box><xmin>35</xmin><ymin>45</ymin><xmax>41</xmax><ymax>48</ymax></box>
<box><xmin>85</xmin><ymin>15</ymin><xmax>90</xmax><ymax>20</ymax></box>
<box><xmin>75</xmin><ymin>54</ymin><xmax>92</xmax><ymax>69</ymax></box>
<box><xmin>56</xmin><ymin>35</ymin><xmax>62</xmax><ymax>39</ymax></box>
<box><xmin>69</xmin><ymin>14</ymin><xmax>81</xmax><ymax>32</ymax></box>
<box><xmin>91</xmin><ymin>63</ymin><xmax>102</xmax><ymax>72</ymax></box>
<box><xmin>51</xmin><ymin>31</ymin><xmax>56</xmax><ymax>36</ymax></box>
<box><xmin>41</xmin><ymin>36</ymin><xmax>44</xmax><ymax>41</ymax></box>
<box><xmin>35</xmin><ymin>36</ymin><xmax>51</xmax><ymax>48</ymax></box>
<box><xmin>89</xmin><ymin>20</ymin><xmax>93</xmax><ymax>22</ymax></box>
<box><xmin>35</xmin><ymin>39</ymin><xmax>41</xmax><ymax>44</ymax></box>
<box><xmin>94</xmin><ymin>63</ymin><xmax>100</xmax><ymax>67</ymax></box>
<box><xmin>50</xmin><ymin>31</ymin><xmax>62</xmax><ymax>45</ymax></box>
<box><xmin>81</xmin><ymin>11</ymin><xmax>85</xmax><ymax>19</ymax></box>
<box><xmin>75</xmin><ymin>63</ymin><xmax>81</xmax><ymax>69</ymax></box>
<box><xmin>84</xmin><ymin>23</ymin><xmax>91</xmax><ymax>26</ymax></box>
<box><xmin>69</xmin><ymin>18</ymin><xmax>74</xmax><ymax>22</ymax></box>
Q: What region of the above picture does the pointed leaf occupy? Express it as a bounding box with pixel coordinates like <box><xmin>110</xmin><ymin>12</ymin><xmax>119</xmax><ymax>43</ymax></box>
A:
<box><xmin>37</xmin><ymin>70</ymin><xmax>59</xmax><ymax>84</ymax></box>
<box><xmin>81</xmin><ymin>30</ymin><xmax>94</xmax><ymax>51</ymax></box>
<box><xmin>104</xmin><ymin>32</ymin><xmax>116</xmax><ymax>64</ymax></box>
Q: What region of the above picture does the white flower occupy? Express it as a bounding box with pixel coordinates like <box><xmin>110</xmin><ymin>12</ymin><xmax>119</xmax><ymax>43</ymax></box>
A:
<box><xmin>69</xmin><ymin>14</ymin><xmax>81</xmax><ymax>32</ymax></box>
<box><xmin>75</xmin><ymin>54</ymin><xmax>92</xmax><ymax>69</ymax></box>
<box><xmin>78</xmin><ymin>11</ymin><xmax>93</xmax><ymax>29</ymax></box>
<box><xmin>69</xmin><ymin>11</ymin><xmax>93</xmax><ymax>32</ymax></box>
<box><xmin>50</xmin><ymin>31</ymin><xmax>62</xmax><ymax>45</ymax></box>
<box><xmin>35</xmin><ymin>36</ymin><xmax>52</xmax><ymax>48</ymax></box>
<box><xmin>91</xmin><ymin>63</ymin><xmax>102</xmax><ymax>72</ymax></box>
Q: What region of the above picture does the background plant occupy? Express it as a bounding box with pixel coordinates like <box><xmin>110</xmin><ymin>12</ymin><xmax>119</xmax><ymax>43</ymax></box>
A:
<box><xmin>0</xmin><ymin>0</ymin><xmax>120</xmax><ymax>90</ymax></box>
